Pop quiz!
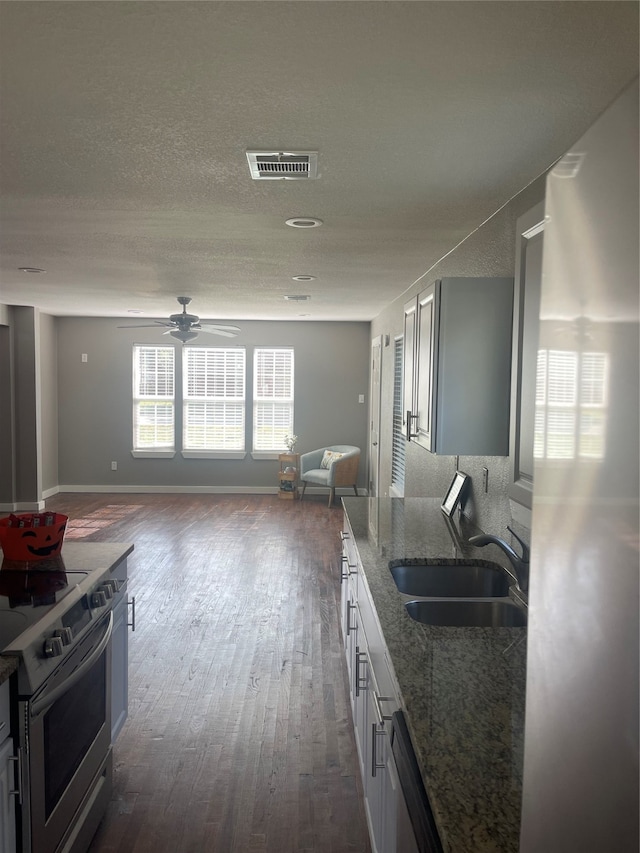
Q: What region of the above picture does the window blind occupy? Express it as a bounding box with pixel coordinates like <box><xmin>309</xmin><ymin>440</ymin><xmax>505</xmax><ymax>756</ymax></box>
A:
<box><xmin>183</xmin><ymin>347</ymin><xmax>245</xmax><ymax>451</ymax></box>
<box><xmin>391</xmin><ymin>337</ymin><xmax>406</xmax><ymax>494</ymax></box>
<box><xmin>133</xmin><ymin>345</ymin><xmax>175</xmax><ymax>449</ymax></box>
<box><xmin>253</xmin><ymin>348</ymin><xmax>294</xmax><ymax>451</ymax></box>
<box><xmin>535</xmin><ymin>348</ymin><xmax>608</xmax><ymax>461</ymax></box>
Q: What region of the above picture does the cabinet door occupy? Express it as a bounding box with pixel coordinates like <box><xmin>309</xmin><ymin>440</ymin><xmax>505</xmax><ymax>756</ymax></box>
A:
<box><xmin>509</xmin><ymin>201</ymin><xmax>545</xmax><ymax>508</ymax></box>
<box><xmin>414</xmin><ymin>283</ymin><xmax>437</xmax><ymax>451</ymax></box>
<box><xmin>0</xmin><ymin>737</ymin><xmax>17</xmax><ymax>853</ymax></box>
<box><xmin>111</xmin><ymin>593</ymin><xmax>128</xmax><ymax>741</ymax></box>
<box><xmin>403</xmin><ymin>298</ymin><xmax>417</xmax><ymax>439</ymax></box>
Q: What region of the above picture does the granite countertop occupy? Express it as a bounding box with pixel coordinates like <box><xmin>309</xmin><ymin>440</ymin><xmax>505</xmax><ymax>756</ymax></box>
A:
<box><xmin>342</xmin><ymin>497</ymin><xmax>527</xmax><ymax>853</ymax></box>
<box><xmin>0</xmin><ymin>542</ymin><xmax>134</xmax><ymax>685</ymax></box>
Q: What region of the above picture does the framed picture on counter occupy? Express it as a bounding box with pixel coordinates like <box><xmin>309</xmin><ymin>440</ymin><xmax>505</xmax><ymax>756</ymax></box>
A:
<box><xmin>441</xmin><ymin>470</ymin><xmax>469</xmax><ymax>517</ymax></box>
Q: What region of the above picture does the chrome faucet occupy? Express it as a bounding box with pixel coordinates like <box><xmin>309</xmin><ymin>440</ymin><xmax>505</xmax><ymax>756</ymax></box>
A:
<box><xmin>468</xmin><ymin>526</ymin><xmax>530</xmax><ymax>593</ymax></box>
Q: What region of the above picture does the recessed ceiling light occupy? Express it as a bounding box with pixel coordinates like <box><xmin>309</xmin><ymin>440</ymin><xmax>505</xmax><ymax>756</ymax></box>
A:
<box><xmin>285</xmin><ymin>217</ymin><xmax>323</xmax><ymax>228</ymax></box>
<box><xmin>19</xmin><ymin>267</ymin><xmax>46</xmax><ymax>273</ymax></box>
<box><xmin>292</xmin><ymin>275</ymin><xmax>316</xmax><ymax>282</ymax></box>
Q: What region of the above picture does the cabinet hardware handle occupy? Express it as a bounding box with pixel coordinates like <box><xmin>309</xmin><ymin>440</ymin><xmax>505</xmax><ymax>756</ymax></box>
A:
<box><xmin>346</xmin><ymin>602</ymin><xmax>357</xmax><ymax>636</ymax></box>
<box><xmin>8</xmin><ymin>749</ymin><xmax>23</xmax><ymax>805</ymax></box>
<box><xmin>371</xmin><ymin>722</ymin><xmax>387</xmax><ymax>778</ymax></box>
<box><xmin>355</xmin><ymin>649</ymin><xmax>368</xmax><ymax>697</ymax></box>
<box><xmin>340</xmin><ymin>531</ymin><xmax>350</xmax><ymax>541</ymax></box>
<box><xmin>127</xmin><ymin>595</ymin><xmax>136</xmax><ymax>631</ymax></box>
<box><xmin>405</xmin><ymin>410</ymin><xmax>419</xmax><ymax>441</ymax></box>
<box><xmin>340</xmin><ymin>554</ymin><xmax>358</xmax><ymax>581</ymax></box>
<box><xmin>373</xmin><ymin>693</ymin><xmax>394</xmax><ymax>725</ymax></box>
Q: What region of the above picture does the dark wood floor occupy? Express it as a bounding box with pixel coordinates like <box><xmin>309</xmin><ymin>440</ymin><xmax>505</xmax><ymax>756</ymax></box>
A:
<box><xmin>45</xmin><ymin>493</ymin><xmax>371</xmax><ymax>853</ymax></box>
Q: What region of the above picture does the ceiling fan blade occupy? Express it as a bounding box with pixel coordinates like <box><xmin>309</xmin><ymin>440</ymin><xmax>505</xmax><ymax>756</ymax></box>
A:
<box><xmin>199</xmin><ymin>323</ymin><xmax>241</xmax><ymax>333</ymax></box>
<box><xmin>197</xmin><ymin>327</ymin><xmax>238</xmax><ymax>338</ymax></box>
<box><xmin>117</xmin><ymin>321</ymin><xmax>174</xmax><ymax>328</ymax></box>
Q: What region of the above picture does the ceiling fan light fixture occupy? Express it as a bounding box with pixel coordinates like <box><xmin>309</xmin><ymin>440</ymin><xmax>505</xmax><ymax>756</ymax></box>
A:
<box><xmin>170</xmin><ymin>329</ymin><xmax>199</xmax><ymax>343</ymax></box>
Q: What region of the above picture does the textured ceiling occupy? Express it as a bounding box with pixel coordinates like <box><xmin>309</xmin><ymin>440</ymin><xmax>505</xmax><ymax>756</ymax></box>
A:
<box><xmin>0</xmin><ymin>1</ymin><xmax>638</xmax><ymax>324</ymax></box>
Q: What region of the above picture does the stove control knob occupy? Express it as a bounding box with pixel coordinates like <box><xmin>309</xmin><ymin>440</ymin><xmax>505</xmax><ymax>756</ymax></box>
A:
<box><xmin>91</xmin><ymin>590</ymin><xmax>108</xmax><ymax>608</ymax></box>
<box><xmin>43</xmin><ymin>636</ymin><xmax>64</xmax><ymax>658</ymax></box>
<box><xmin>53</xmin><ymin>627</ymin><xmax>73</xmax><ymax>646</ymax></box>
<box><xmin>103</xmin><ymin>579</ymin><xmax>119</xmax><ymax>596</ymax></box>
<box><xmin>98</xmin><ymin>583</ymin><xmax>114</xmax><ymax>600</ymax></box>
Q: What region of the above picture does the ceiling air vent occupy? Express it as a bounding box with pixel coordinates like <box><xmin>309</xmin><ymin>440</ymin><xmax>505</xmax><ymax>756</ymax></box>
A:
<box><xmin>284</xmin><ymin>295</ymin><xmax>311</xmax><ymax>302</ymax></box>
<box><xmin>246</xmin><ymin>151</ymin><xmax>318</xmax><ymax>180</ymax></box>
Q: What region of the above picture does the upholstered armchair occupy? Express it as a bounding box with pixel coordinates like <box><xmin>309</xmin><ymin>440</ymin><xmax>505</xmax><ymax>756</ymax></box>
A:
<box><xmin>299</xmin><ymin>445</ymin><xmax>361</xmax><ymax>507</ymax></box>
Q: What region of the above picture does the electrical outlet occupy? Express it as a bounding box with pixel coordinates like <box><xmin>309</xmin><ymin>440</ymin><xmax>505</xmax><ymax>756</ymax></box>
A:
<box><xmin>81</xmin><ymin>353</ymin><xmax>88</xmax><ymax>363</ymax></box>
<box><xmin>111</xmin><ymin>461</ymin><xmax>117</xmax><ymax>471</ymax></box>
<box><xmin>358</xmin><ymin>394</ymin><xmax>365</xmax><ymax>403</ymax></box>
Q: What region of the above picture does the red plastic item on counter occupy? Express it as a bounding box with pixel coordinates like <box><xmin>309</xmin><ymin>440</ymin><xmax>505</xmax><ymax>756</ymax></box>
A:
<box><xmin>0</xmin><ymin>513</ymin><xmax>68</xmax><ymax>562</ymax></box>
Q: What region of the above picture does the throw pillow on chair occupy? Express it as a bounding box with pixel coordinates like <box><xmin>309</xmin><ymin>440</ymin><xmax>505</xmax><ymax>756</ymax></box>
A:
<box><xmin>320</xmin><ymin>450</ymin><xmax>344</xmax><ymax>469</ymax></box>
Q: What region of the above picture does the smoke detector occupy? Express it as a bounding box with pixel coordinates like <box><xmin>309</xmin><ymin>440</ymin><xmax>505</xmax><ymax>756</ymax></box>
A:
<box><xmin>246</xmin><ymin>150</ymin><xmax>318</xmax><ymax>180</ymax></box>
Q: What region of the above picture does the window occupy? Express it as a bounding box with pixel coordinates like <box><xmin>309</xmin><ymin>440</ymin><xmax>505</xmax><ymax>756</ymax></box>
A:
<box><xmin>183</xmin><ymin>347</ymin><xmax>246</xmax><ymax>452</ymax></box>
<box><xmin>253</xmin><ymin>348</ymin><xmax>294</xmax><ymax>452</ymax></box>
<box><xmin>133</xmin><ymin>345</ymin><xmax>175</xmax><ymax>450</ymax></box>
<box><xmin>535</xmin><ymin>348</ymin><xmax>608</xmax><ymax>461</ymax></box>
<box><xmin>390</xmin><ymin>336</ymin><xmax>406</xmax><ymax>496</ymax></box>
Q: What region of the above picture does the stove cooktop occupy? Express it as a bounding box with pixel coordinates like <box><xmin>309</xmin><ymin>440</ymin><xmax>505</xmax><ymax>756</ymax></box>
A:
<box><xmin>0</xmin><ymin>559</ymin><xmax>90</xmax><ymax>650</ymax></box>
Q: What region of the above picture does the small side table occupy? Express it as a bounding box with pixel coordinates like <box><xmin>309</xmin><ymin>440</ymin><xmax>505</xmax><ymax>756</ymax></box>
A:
<box><xmin>278</xmin><ymin>453</ymin><xmax>300</xmax><ymax>500</ymax></box>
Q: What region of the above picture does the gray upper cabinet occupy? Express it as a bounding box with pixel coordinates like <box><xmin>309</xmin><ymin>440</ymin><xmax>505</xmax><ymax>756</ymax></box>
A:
<box><xmin>404</xmin><ymin>276</ymin><xmax>514</xmax><ymax>456</ymax></box>
<box><xmin>509</xmin><ymin>201</ymin><xmax>545</xmax><ymax>508</ymax></box>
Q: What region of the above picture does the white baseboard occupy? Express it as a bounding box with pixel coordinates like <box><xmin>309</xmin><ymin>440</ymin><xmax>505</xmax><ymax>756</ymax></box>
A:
<box><xmin>0</xmin><ymin>500</ymin><xmax>46</xmax><ymax>512</ymax></box>
<box><xmin>55</xmin><ymin>484</ymin><xmax>366</xmax><ymax>497</ymax></box>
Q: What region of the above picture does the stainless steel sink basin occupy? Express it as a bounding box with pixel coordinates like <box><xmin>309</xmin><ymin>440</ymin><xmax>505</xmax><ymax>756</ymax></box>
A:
<box><xmin>389</xmin><ymin>561</ymin><xmax>510</xmax><ymax>598</ymax></box>
<box><xmin>405</xmin><ymin>599</ymin><xmax>527</xmax><ymax>628</ymax></box>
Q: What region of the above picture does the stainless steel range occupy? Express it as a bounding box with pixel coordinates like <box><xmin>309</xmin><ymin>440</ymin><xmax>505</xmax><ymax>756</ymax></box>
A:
<box><xmin>0</xmin><ymin>557</ymin><xmax>125</xmax><ymax>853</ymax></box>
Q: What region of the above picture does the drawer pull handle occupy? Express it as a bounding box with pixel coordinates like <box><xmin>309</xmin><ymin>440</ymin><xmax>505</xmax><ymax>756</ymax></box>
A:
<box><xmin>346</xmin><ymin>602</ymin><xmax>357</xmax><ymax>636</ymax></box>
<box><xmin>373</xmin><ymin>693</ymin><xmax>394</xmax><ymax>724</ymax></box>
<box><xmin>371</xmin><ymin>722</ymin><xmax>387</xmax><ymax>778</ymax></box>
<box><xmin>355</xmin><ymin>649</ymin><xmax>368</xmax><ymax>697</ymax></box>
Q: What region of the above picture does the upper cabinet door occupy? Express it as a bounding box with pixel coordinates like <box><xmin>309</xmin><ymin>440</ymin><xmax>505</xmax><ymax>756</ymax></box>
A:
<box><xmin>404</xmin><ymin>277</ymin><xmax>513</xmax><ymax>456</ymax></box>
<box><xmin>414</xmin><ymin>283</ymin><xmax>437</xmax><ymax>452</ymax></box>
<box><xmin>402</xmin><ymin>298</ymin><xmax>417</xmax><ymax>439</ymax></box>
<box><xmin>509</xmin><ymin>201</ymin><xmax>545</xmax><ymax>508</ymax></box>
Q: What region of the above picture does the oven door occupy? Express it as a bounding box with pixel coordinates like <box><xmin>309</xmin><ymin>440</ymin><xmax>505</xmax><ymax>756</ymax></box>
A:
<box><xmin>22</xmin><ymin>611</ymin><xmax>113</xmax><ymax>853</ymax></box>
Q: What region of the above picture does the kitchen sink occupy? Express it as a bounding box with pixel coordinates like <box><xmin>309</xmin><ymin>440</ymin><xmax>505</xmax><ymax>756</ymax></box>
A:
<box><xmin>389</xmin><ymin>561</ymin><xmax>511</xmax><ymax>598</ymax></box>
<box><xmin>405</xmin><ymin>599</ymin><xmax>527</xmax><ymax>628</ymax></box>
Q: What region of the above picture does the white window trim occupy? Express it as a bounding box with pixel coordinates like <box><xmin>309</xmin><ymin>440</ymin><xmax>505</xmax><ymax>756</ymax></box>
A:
<box><xmin>181</xmin><ymin>450</ymin><xmax>247</xmax><ymax>460</ymax></box>
<box><xmin>253</xmin><ymin>347</ymin><xmax>295</xmax><ymax>453</ymax></box>
<box><xmin>132</xmin><ymin>344</ymin><xmax>176</xmax><ymax>453</ymax></box>
<box><xmin>183</xmin><ymin>346</ymin><xmax>246</xmax><ymax>453</ymax></box>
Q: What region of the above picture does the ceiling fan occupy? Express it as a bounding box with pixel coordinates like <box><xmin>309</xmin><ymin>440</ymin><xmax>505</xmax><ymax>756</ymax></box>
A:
<box><xmin>118</xmin><ymin>296</ymin><xmax>240</xmax><ymax>343</ymax></box>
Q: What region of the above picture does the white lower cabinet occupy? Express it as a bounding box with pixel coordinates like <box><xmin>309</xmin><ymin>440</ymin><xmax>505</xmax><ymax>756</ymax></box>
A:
<box><xmin>110</xmin><ymin>558</ymin><xmax>132</xmax><ymax>742</ymax></box>
<box><xmin>0</xmin><ymin>680</ymin><xmax>16</xmax><ymax>853</ymax></box>
<box><xmin>111</xmin><ymin>590</ymin><xmax>128</xmax><ymax>741</ymax></box>
<box><xmin>341</xmin><ymin>519</ymin><xmax>400</xmax><ymax>853</ymax></box>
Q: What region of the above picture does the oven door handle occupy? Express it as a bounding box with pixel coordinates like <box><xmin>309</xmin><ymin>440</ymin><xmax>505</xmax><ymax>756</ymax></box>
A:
<box><xmin>31</xmin><ymin>612</ymin><xmax>113</xmax><ymax>719</ymax></box>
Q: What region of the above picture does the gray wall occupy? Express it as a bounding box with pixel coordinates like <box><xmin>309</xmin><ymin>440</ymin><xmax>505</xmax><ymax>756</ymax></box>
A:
<box><xmin>0</xmin><ymin>306</ymin><xmax>14</xmax><ymax>505</ymax></box>
<box><xmin>57</xmin><ymin>318</ymin><xmax>370</xmax><ymax>490</ymax></box>
<box><xmin>371</xmin><ymin>175</ymin><xmax>547</xmax><ymax>536</ymax></box>
<box><xmin>39</xmin><ymin>312</ymin><xmax>58</xmax><ymax>494</ymax></box>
